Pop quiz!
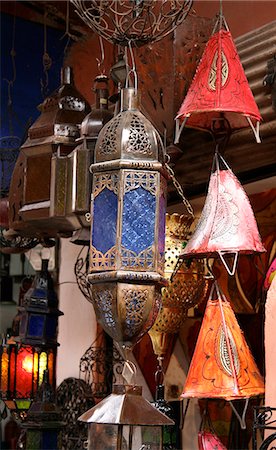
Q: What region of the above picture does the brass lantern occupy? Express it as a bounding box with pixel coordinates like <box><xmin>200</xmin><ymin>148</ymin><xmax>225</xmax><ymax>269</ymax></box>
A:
<box><xmin>149</xmin><ymin>214</ymin><xmax>208</xmax><ymax>358</ymax></box>
<box><xmin>79</xmin><ymin>384</ymin><xmax>174</xmax><ymax>450</ymax></box>
<box><xmin>88</xmin><ymin>87</ymin><xmax>167</xmax><ymax>350</ymax></box>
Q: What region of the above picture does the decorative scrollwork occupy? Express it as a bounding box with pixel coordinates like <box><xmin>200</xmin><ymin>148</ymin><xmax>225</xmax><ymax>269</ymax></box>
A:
<box><xmin>93</xmin><ymin>173</ymin><xmax>119</xmax><ymax>197</ymax></box>
<box><xmin>124</xmin><ymin>171</ymin><xmax>157</xmax><ymax>195</ymax></box>
<box><xmin>124</xmin><ymin>288</ymin><xmax>148</xmax><ymax>337</ymax></box>
<box><xmin>98</xmin><ymin>114</ymin><xmax>121</xmax><ymax>155</ymax></box>
<box><xmin>0</xmin><ymin>228</ymin><xmax>39</xmax><ymax>255</ymax></box>
<box><xmin>253</xmin><ymin>407</ymin><xmax>276</xmax><ymax>450</ymax></box>
<box><xmin>71</xmin><ymin>0</ymin><xmax>193</xmax><ymax>47</ymax></box>
<box><xmin>126</xmin><ymin>114</ymin><xmax>152</xmax><ymax>155</ymax></box>
<box><xmin>74</xmin><ymin>246</ymin><xmax>93</xmax><ymax>304</ymax></box>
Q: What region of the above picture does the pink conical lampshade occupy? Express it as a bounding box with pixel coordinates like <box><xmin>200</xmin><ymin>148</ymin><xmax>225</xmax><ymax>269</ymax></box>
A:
<box><xmin>175</xmin><ymin>18</ymin><xmax>261</xmax><ymax>143</ymax></box>
<box><xmin>180</xmin><ymin>153</ymin><xmax>265</xmax><ymax>275</ymax></box>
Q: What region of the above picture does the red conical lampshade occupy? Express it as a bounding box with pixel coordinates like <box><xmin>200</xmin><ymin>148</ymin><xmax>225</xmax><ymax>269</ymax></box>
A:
<box><xmin>175</xmin><ymin>24</ymin><xmax>261</xmax><ymax>143</ymax></box>
<box><xmin>180</xmin><ymin>153</ymin><xmax>265</xmax><ymax>274</ymax></box>
<box><xmin>181</xmin><ymin>283</ymin><xmax>264</xmax><ymax>401</ymax></box>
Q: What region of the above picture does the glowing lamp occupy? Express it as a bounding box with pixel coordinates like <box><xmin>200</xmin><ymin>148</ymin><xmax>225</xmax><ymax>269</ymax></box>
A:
<box><xmin>79</xmin><ymin>384</ymin><xmax>174</xmax><ymax>450</ymax></box>
<box><xmin>0</xmin><ymin>342</ymin><xmax>56</xmax><ymax>413</ymax></box>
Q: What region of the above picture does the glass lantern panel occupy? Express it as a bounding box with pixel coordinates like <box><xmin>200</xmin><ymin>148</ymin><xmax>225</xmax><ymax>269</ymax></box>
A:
<box><xmin>158</xmin><ymin>188</ymin><xmax>166</xmax><ymax>263</ymax></box>
<box><xmin>48</xmin><ymin>350</ymin><xmax>55</xmax><ymax>387</ymax></box>
<box><xmin>88</xmin><ymin>423</ymin><xmax>119</xmax><ymax>450</ymax></box>
<box><xmin>16</xmin><ymin>347</ymin><xmax>33</xmax><ymax>398</ymax></box>
<box><xmin>26</xmin><ymin>431</ymin><xmax>41</xmax><ymax>449</ymax></box>
<box><xmin>28</xmin><ymin>314</ymin><xmax>45</xmax><ymax>338</ymax></box>
<box><xmin>42</xmin><ymin>430</ymin><xmax>59</xmax><ymax>449</ymax></box>
<box><xmin>140</xmin><ymin>425</ymin><xmax>162</xmax><ymax>450</ymax></box>
<box><xmin>122</xmin><ymin>186</ymin><xmax>156</xmax><ymax>254</ymax></box>
<box><xmin>33</xmin><ymin>351</ymin><xmax>39</xmax><ymax>394</ymax></box>
<box><xmin>0</xmin><ymin>347</ymin><xmax>9</xmax><ymax>396</ymax></box>
<box><xmin>38</xmin><ymin>352</ymin><xmax>48</xmax><ymax>385</ymax></box>
<box><xmin>45</xmin><ymin>316</ymin><xmax>57</xmax><ymax>339</ymax></box>
<box><xmin>92</xmin><ymin>188</ymin><xmax>118</xmax><ymax>254</ymax></box>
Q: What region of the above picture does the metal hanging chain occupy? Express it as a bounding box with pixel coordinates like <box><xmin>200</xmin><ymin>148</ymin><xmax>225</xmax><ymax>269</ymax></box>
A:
<box><xmin>60</xmin><ymin>0</ymin><xmax>75</xmax><ymax>56</ymax></box>
<box><xmin>125</xmin><ymin>41</ymin><xmax>138</xmax><ymax>92</ymax></box>
<box><xmin>40</xmin><ymin>11</ymin><xmax>52</xmax><ymax>98</ymax></box>
<box><xmin>96</xmin><ymin>36</ymin><xmax>106</xmax><ymax>75</ymax></box>
<box><xmin>164</xmin><ymin>156</ymin><xmax>194</xmax><ymax>218</ymax></box>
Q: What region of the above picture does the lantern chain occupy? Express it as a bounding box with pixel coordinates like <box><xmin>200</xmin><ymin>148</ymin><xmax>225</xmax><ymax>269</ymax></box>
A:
<box><xmin>164</xmin><ymin>158</ymin><xmax>194</xmax><ymax>218</ymax></box>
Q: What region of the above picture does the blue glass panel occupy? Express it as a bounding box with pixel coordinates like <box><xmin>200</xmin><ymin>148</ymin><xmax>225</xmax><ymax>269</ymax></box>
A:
<box><xmin>122</xmin><ymin>186</ymin><xmax>156</xmax><ymax>253</ymax></box>
<box><xmin>158</xmin><ymin>191</ymin><xmax>166</xmax><ymax>258</ymax></box>
<box><xmin>42</xmin><ymin>431</ymin><xmax>58</xmax><ymax>450</ymax></box>
<box><xmin>92</xmin><ymin>188</ymin><xmax>118</xmax><ymax>254</ymax></box>
<box><xmin>45</xmin><ymin>317</ymin><xmax>57</xmax><ymax>339</ymax></box>
<box><xmin>28</xmin><ymin>314</ymin><xmax>45</xmax><ymax>338</ymax></box>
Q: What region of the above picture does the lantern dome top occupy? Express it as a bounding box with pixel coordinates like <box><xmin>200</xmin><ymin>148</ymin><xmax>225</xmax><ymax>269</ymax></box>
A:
<box><xmin>94</xmin><ymin>88</ymin><xmax>163</xmax><ymax>165</ymax></box>
<box><xmin>79</xmin><ymin>384</ymin><xmax>174</xmax><ymax>426</ymax></box>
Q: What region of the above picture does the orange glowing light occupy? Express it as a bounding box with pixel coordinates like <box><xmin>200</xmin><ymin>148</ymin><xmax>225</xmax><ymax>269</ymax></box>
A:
<box><xmin>22</xmin><ymin>355</ymin><xmax>33</xmax><ymax>373</ymax></box>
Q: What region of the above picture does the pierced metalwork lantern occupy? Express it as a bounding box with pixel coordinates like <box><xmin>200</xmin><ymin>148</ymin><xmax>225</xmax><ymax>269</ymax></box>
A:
<box><xmin>17</xmin><ymin>259</ymin><xmax>63</xmax><ymax>348</ymax></box>
<box><xmin>0</xmin><ymin>342</ymin><xmax>56</xmax><ymax>415</ymax></box>
<box><xmin>79</xmin><ymin>384</ymin><xmax>174</xmax><ymax>450</ymax></box>
<box><xmin>149</xmin><ymin>214</ymin><xmax>208</xmax><ymax>358</ymax></box>
<box><xmin>71</xmin><ymin>0</ymin><xmax>193</xmax><ymax>47</ymax></box>
<box><xmin>88</xmin><ymin>87</ymin><xmax>167</xmax><ymax>350</ymax></box>
<box><xmin>19</xmin><ymin>370</ymin><xmax>63</xmax><ymax>450</ymax></box>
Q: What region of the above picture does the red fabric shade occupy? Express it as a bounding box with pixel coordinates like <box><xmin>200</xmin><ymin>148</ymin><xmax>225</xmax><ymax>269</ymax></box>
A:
<box><xmin>181</xmin><ymin>283</ymin><xmax>264</xmax><ymax>401</ymax></box>
<box><xmin>175</xmin><ymin>27</ymin><xmax>261</xmax><ymax>143</ymax></box>
<box><xmin>181</xmin><ymin>153</ymin><xmax>265</xmax><ymax>274</ymax></box>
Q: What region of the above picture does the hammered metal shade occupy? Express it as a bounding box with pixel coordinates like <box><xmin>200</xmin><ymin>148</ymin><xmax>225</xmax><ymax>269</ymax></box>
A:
<box><xmin>181</xmin><ymin>153</ymin><xmax>265</xmax><ymax>274</ymax></box>
<box><xmin>149</xmin><ymin>214</ymin><xmax>207</xmax><ymax>357</ymax></box>
<box><xmin>175</xmin><ymin>25</ymin><xmax>261</xmax><ymax>143</ymax></box>
<box><xmin>89</xmin><ymin>87</ymin><xmax>167</xmax><ymax>349</ymax></box>
<box><xmin>181</xmin><ymin>283</ymin><xmax>264</xmax><ymax>401</ymax></box>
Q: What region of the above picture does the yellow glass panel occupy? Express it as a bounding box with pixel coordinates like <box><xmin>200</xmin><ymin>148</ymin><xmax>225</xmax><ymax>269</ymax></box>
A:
<box><xmin>33</xmin><ymin>352</ymin><xmax>39</xmax><ymax>393</ymax></box>
<box><xmin>1</xmin><ymin>348</ymin><xmax>9</xmax><ymax>393</ymax></box>
<box><xmin>38</xmin><ymin>352</ymin><xmax>47</xmax><ymax>385</ymax></box>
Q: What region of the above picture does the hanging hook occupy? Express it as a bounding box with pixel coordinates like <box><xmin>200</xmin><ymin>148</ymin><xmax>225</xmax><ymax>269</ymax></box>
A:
<box><xmin>125</xmin><ymin>40</ymin><xmax>138</xmax><ymax>92</ymax></box>
<box><xmin>60</xmin><ymin>0</ymin><xmax>76</xmax><ymax>56</ymax></box>
<box><xmin>96</xmin><ymin>36</ymin><xmax>105</xmax><ymax>75</ymax></box>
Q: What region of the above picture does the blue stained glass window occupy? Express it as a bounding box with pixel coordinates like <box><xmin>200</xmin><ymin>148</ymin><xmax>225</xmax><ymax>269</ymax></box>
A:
<box><xmin>45</xmin><ymin>317</ymin><xmax>57</xmax><ymax>339</ymax></box>
<box><xmin>92</xmin><ymin>188</ymin><xmax>118</xmax><ymax>254</ymax></box>
<box><xmin>158</xmin><ymin>191</ymin><xmax>166</xmax><ymax>257</ymax></box>
<box><xmin>122</xmin><ymin>186</ymin><xmax>156</xmax><ymax>254</ymax></box>
<box><xmin>42</xmin><ymin>431</ymin><xmax>58</xmax><ymax>450</ymax></box>
<box><xmin>28</xmin><ymin>314</ymin><xmax>45</xmax><ymax>338</ymax></box>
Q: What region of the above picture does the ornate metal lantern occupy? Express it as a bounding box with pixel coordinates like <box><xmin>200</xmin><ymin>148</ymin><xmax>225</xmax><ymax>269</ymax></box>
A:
<box><xmin>71</xmin><ymin>0</ymin><xmax>193</xmax><ymax>47</ymax></box>
<box><xmin>19</xmin><ymin>370</ymin><xmax>63</xmax><ymax>450</ymax></box>
<box><xmin>149</xmin><ymin>213</ymin><xmax>208</xmax><ymax>358</ymax></box>
<box><xmin>0</xmin><ymin>342</ymin><xmax>56</xmax><ymax>415</ymax></box>
<box><xmin>79</xmin><ymin>384</ymin><xmax>174</xmax><ymax>450</ymax></box>
<box><xmin>8</xmin><ymin>66</ymin><xmax>90</xmax><ymax>239</ymax></box>
<box><xmin>88</xmin><ymin>86</ymin><xmax>167</xmax><ymax>350</ymax></box>
<box><xmin>17</xmin><ymin>259</ymin><xmax>63</xmax><ymax>348</ymax></box>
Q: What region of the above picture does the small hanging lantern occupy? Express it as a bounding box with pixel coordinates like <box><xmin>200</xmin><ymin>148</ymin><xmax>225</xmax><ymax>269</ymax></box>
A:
<box><xmin>68</xmin><ymin>74</ymin><xmax>114</xmax><ymax>244</ymax></box>
<box><xmin>149</xmin><ymin>213</ymin><xmax>207</xmax><ymax>358</ymax></box>
<box><xmin>17</xmin><ymin>259</ymin><xmax>63</xmax><ymax>348</ymax></box>
<box><xmin>88</xmin><ymin>85</ymin><xmax>167</xmax><ymax>349</ymax></box>
<box><xmin>19</xmin><ymin>370</ymin><xmax>63</xmax><ymax>450</ymax></box>
<box><xmin>0</xmin><ymin>342</ymin><xmax>56</xmax><ymax>414</ymax></box>
<box><xmin>175</xmin><ymin>15</ymin><xmax>261</xmax><ymax>144</ymax></box>
<box><xmin>180</xmin><ymin>152</ymin><xmax>265</xmax><ymax>275</ymax></box>
<box><xmin>79</xmin><ymin>384</ymin><xmax>174</xmax><ymax>450</ymax></box>
<box><xmin>8</xmin><ymin>66</ymin><xmax>90</xmax><ymax>240</ymax></box>
<box><xmin>181</xmin><ymin>282</ymin><xmax>264</xmax><ymax>425</ymax></box>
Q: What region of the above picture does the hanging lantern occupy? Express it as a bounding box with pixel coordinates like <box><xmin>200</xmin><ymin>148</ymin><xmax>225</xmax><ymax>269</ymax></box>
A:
<box><xmin>180</xmin><ymin>152</ymin><xmax>265</xmax><ymax>275</ymax></box>
<box><xmin>69</xmin><ymin>74</ymin><xmax>114</xmax><ymax>245</ymax></box>
<box><xmin>79</xmin><ymin>383</ymin><xmax>174</xmax><ymax>450</ymax></box>
<box><xmin>175</xmin><ymin>16</ymin><xmax>261</xmax><ymax>144</ymax></box>
<box><xmin>88</xmin><ymin>86</ymin><xmax>167</xmax><ymax>350</ymax></box>
<box><xmin>0</xmin><ymin>342</ymin><xmax>56</xmax><ymax>414</ymax></box>
<box><xmin>17</xmin><ymin>259</ymin><xmax>63</xmax><ymax>348</ymax></box>
<box><xmin>149</xmin><ymin>213</ymin><xmax>207</xmax><ymax>358</ymax></box>
<box><xmin>19</xmin><ymin>370</ymin><xmax>63</xmax><ymax>450</ymax></box>
<box><xmin>71</xmin><ymin>0</ymin><xmax>193</xmax><ymax>47</ymax></box>
<box><xmin>8</xmin><ymin>66</ymin><xmax>90</xmax><ymax>240</ymax></box>
<box><xmin>181</xmin><ymin>282</ymin><xmax>264</xmax><ymax>402</ymax></box>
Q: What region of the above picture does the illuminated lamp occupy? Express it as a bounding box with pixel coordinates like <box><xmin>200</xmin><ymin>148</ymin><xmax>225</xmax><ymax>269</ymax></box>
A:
<box><xmin>79</xmin><ymin>384</ymin><xmax>174</xmax><ymax>450</ymax></box>
<box><xmin>0</xmin><ymin>342</ymin><xmax>56</xmax><ymax>415</ymax></box>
